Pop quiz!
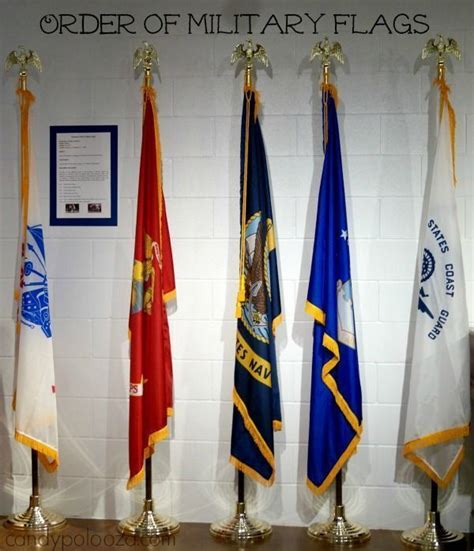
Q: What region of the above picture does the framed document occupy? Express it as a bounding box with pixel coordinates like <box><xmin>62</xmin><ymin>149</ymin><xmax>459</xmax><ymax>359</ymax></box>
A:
<box><xmin>50</xmin><ymin>125</ymin><xmax>118</xmax><ymax>226</ymax></box>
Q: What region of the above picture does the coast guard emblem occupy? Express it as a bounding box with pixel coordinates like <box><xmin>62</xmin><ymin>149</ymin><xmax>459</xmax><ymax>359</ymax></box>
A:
<box><xmin>418</xmin><ymin>248</ymin><xmax>436</xmax><ymax>319</ymax></box>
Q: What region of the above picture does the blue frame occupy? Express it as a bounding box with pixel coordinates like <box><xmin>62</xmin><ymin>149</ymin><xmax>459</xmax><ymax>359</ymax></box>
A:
<box><xmin>50</xmin><ymin>125</ymin><xmax>118</xmax><ymax>226</ymax></box>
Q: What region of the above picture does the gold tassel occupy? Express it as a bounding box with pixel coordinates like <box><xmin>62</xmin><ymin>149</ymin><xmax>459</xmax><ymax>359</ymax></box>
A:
<box><xmin>434</xmin><ymin>76</ymin><xmax>457</xmax><ymax>185</ymax></box>
<box><xmin>321</xmin><ymin>83</ymin><xmax>338</xmax><ymax>150</ymax></box>
<box><xmin>235</xmin><ymin>275</ymin><xmax>246</xmax><ymax>318</ymax></box>
<box><xmin>17</xmin><ymin>88</ymin><xmax>35</xmax><ymax>242</ymax></box>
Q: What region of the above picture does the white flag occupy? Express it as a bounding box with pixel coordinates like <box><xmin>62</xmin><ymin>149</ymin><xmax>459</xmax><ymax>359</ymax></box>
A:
<box><xmin>14</xmin><ymin>88</ymin><xmax>59</xmax><ymax>471</ymax></box>
<box><xmin>403</xmin><ymin>83</ymin><xmax>470</xmax><ymax>487</ymax></box>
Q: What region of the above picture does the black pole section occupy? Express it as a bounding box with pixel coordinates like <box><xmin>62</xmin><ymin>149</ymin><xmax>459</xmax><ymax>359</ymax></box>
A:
<box><xmin>335</xmin><ymin>471</ymin><xmax>343</xmax><ymax>507</ymax></box>
<box><xmin>238</xmin><ymin>470</ymin><xmax>245</xmax><ymax>503</ymax></box>
<box><xmin>31</xmin><ymin>449</ymin><xmax>39</xmax><ymax>496</ymax></box>
<box><xmin>145</xmin><ymin>457</ymin><xmax>152</xmax><ymax>501</ymax></box>
<box><xmin>430</xmin><ymin>479</ymin><xmax>438</xmax><ymax>512</ymax></box>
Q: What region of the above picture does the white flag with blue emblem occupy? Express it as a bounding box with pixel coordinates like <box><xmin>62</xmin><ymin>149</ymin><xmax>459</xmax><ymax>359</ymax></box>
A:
<box><xmin>14</xmin><ymin>87</ymin><xmax>59</xmax><ymax>471</ymax></box>
<box><xmin>402</xmin><ymin>79</ymin><xmax>470</xmax><ymax>487</ymax></box>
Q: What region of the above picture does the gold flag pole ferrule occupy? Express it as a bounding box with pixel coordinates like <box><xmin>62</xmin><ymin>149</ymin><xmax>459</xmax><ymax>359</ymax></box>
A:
<box><xmin>244</xmin><ymin>63</ymin><xmax>253</xmax><ymax>90</ymax></box>
<box><xmin>437</xmin><ymin>58</ymin><xmax>446</xmax><ymax>81</ymax></box>
<box><xmin>19</xmin><ymin>71</ymin><xmax>27</xmax><ymax>90</ymax></box>
<box><xmin>134</xmin><ymin>41</ymin><xmax>159</xmax><ymax>88</ymax></box>
<box><xmin>144</xmin><ymin>67</ymin><xmax>152</xmax><ymax>88</ymax></box>
<box><xmin>322</xmin><ymin>63</ymin><xmax>330</xmax><ymax>86</ymax></box>
<box><xmin>5</xmin><ymin>45</ymin><xmax>42</xmax><ymax>90</ymax></box>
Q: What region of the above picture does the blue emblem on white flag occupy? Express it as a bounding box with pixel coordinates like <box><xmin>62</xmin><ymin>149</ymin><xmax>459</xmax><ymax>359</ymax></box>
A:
<box><xmin>20</xmin><ymin>225</ymin><xmax>52</xmax><ymax>338</ymax></box>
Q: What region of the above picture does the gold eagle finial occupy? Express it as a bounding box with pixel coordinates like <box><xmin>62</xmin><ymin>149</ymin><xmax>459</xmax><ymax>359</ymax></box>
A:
<box><xmin>231</xmin><ymin>39</ymin><xmax>269</xmax><ymax>88</ymax></box>
<box><xmin>5</xmin><ymin>45</ymin><xmax>42</xmax><ymax>90</ymax></box>
<box><xmin>421</xmin><ymin>34</ymin><xmax>461</xmax><ymax>62</ymax></box>
<box><xmin>421</xmin><ymin>34</ymin><xmax>461</xmax><ymax>80</ymax></box>
<box><xmin>134</xmin><ymin>41</ymin><xmax>159</xmax><ymax>86</ymax></box>
<box><xmin>310</xmin><ymin>37</ymin><xmax>344</xmax><ymax>85</ymax></box>
<box><xmin>310</xmin><ymin>37</ymin><xmax>344</xmax><ymax>67</ymax></box>
<box><xmin>5</xmin><ymin>45</ymin><xmax>42</xmax><ymax>75</ymax></box>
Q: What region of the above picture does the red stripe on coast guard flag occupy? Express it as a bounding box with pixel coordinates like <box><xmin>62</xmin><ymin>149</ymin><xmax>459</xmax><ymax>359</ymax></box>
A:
<box><xmin>127</xmin><ymin>86</ymin><xmax>176</xmax><ymax>490</ymax></box>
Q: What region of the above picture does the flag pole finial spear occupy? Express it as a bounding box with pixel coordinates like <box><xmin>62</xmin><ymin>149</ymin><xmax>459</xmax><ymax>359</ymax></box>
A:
<box><xmin>134</xmin><ymin>41</ymin><xmax>159</xmax><ymax>87</ymax></box>
<box><xmin>310</xmin><ymin>37</ymin><xmax>344</xmax><ymax>86</ymax></box>
<box><xmin>231</xmin><ymin>39</ymin><xmax>269</xmax><ymax>89</ymax></box>
<box><xmin>5</xmin><ymin>45</ymin><xmax>42</xmax><ymax>90</ymax></box>
<box><xmin>421</xmin><ymin>34</ymin><xmax>461</xmax><ymax>81</ymax></box>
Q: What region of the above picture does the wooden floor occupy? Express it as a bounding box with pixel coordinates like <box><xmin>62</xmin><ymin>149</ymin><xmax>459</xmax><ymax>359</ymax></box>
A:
<box><xmin>0</xmin><ymin>519</ymin><xmax>472</xmax><ymax>550</ymax></box>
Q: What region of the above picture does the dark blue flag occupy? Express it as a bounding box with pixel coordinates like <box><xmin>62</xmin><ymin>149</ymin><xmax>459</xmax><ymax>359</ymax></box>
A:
<box><xmin>306</xmin><ymin>88</ymin><xmax>363</xmax><ymax>494</ymax></box>
<box><xmin>230</xmin><ymin>88</ymin><xmax>282</xmax><ymax>486</ymax></box>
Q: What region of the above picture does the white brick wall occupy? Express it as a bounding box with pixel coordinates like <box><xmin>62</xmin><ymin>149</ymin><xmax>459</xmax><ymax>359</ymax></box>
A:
<box><xmin>0</xmin><ymin>0</ymin><xmax>473</xmax><ymax>531</ymax></box>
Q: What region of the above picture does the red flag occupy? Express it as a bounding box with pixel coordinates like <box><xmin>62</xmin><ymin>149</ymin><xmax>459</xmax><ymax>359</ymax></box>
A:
<box><xmin>127</xmin><ymin>86</ymin><xmax>176</xmax><ymax>489</ymax></box>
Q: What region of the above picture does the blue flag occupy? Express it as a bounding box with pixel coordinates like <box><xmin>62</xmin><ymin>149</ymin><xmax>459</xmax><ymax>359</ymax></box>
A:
<box><xmin>306</xmin><ymin>88</ymin><xmax>363</xmax><ymax>494</ymax></box>
<box><xmin>230</xmin><ymin>89</ymin><xmax>282</xmax><ymax>486</ymax></box>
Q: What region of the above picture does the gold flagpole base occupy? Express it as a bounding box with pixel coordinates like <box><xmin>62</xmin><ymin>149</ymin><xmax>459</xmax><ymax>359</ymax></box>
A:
<box><xmin>210</xmin><ymin>501</ymin><xmax>272</xmax><ymax>542</ymax></box>
<box><xmin>308</xmin><ymin>504</ymin><xmax>371</xmax><ymax>545</ymax></box>
<box><xmin>118</xmin><ymin>498</ymin><xmax>179</xmax><ymax>537</ymax></box>
<box><xmin>4</xmin><ymin>495</ymin><xmax>66</xmax><ymax>531</ymax></box>
<box><xmin>401</xmin><ymin>511</ymin><xmax>465</xmax><ymax>549</ymax></box>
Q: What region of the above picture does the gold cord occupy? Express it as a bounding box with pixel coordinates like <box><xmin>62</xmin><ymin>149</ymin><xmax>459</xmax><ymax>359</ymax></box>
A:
<box><xmin>321</xmin><ymin>83</ymin><xmax>339</xmax><ymax>150</ymax></box>
<box><xmin>434</xmin><ymin>74</ymin><xmax>457</xmax><ymax>185</ymax></box>
<box><xmin>236</xmin><ymin>87</ymin><xmax>253</xmax><ymax>318</ymax></box>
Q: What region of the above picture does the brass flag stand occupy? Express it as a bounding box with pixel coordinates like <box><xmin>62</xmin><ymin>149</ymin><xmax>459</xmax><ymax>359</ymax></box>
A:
<box><xmin>401</xmin><ymin>35</ymin><xmax>464</xmax><ymax>549</ymax></box>
<box><xmin>118</xmin><ymin>457</ymin><xmax>179</xmax><ymax>537</ymax></box>
<box><xmin>5</xmin><ymin>450</ymin><xmax>66</xmax><ymax>531</ymax></box>
<box><xmin>117</xmin><ymin>42</ymin><xmax>179</xmax><ymax>538</ymax></box>
<box><xmin>209</xmin><ymin>40</ymin><xmax>272</xmax><ymax>543</ymax></box>
<box><xmin>401</xmin><ymin>480</ymin><xmax>465</xmax><ymax>548</ymax></box>
<box><xmin>307</xmin><ymin>472</ymin><xmax>370</xmax><ymax>544</ymax></box>
<box><xmin>306</xmin><ymin>38</ymin><xmax>370</xmax><ymax>545</ymax></box>
<box><xmin>210</xmin><ymin>471</ymin><xmax>272</xmax><ymax>542</ymax></box>
<box><xmin>4</xmin><ymin>46</ymin><xmax>66</xmax><ymax>532</ymax></box>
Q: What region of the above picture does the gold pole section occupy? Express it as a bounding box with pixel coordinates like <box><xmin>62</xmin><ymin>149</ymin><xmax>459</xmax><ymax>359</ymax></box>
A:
<box><xmin>19</xmin><ymin>71</ymin><xmax>27</xmax><ymax>90</ymax></box>
<box><xmin>133</xmin><ymin>41</ymin><xmax>159</xmax><ymax>88</ymax></box>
